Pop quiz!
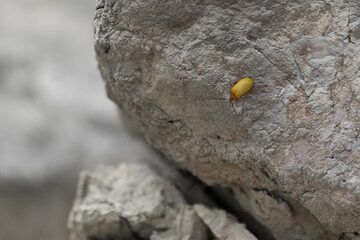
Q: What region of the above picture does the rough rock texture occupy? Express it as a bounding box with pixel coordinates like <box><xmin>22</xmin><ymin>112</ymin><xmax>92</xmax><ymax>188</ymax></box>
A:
<box><xmin>94</xmin><ymin>0</ymin><xmax>360</xmax><ymax>239</ymax></box>
<box><xmin>68</xmin><ymin>163</ymin><xmax>257</xmax><ymax>240</ymax></box>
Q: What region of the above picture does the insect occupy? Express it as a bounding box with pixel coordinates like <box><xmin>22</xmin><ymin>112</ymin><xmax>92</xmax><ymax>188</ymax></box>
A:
<box><xmin>229</xmin><ymin>77</ymin><xmax>254</xmax><ymax>101</ymax></box>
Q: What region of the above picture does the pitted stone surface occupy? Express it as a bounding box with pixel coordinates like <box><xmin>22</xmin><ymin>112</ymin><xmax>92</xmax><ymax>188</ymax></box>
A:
<box><xmin>94</xmin><ymin>0</ymin><xmax>360</xmax><ymax>238</ymax></box>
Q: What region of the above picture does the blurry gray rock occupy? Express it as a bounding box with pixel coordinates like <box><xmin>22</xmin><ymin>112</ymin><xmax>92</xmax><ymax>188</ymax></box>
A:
<box><xmin>0</xmin><ymin>0</ymin><xmax>124</xmax><ymax>184</ymax></box>
<box><xmin>0</xmin><ymin>0</ymin><xmax>159</xmax><ymax>239</ymax></box>
<box><xmin>0</xmin><ymin>0</ymin><xmax>166</xmax><ymax>240</ymax></box>
<box><xmin>94</xmin><ymin>0</ymin><xmax>360</xmax><ymax>239</ymax></box>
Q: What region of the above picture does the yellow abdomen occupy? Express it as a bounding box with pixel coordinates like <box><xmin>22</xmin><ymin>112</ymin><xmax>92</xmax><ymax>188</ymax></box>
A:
<box><xmin>229</xmin><ymin>77</ymin><xmax>254</xmax><ymax>101</ymax></box>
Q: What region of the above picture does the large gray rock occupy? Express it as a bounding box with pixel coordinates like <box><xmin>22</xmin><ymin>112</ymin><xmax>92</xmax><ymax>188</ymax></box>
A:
<box><xmin>94</xmin><ymin>0</ymin><xmax>360</xmax><ymax>239</ymax></box>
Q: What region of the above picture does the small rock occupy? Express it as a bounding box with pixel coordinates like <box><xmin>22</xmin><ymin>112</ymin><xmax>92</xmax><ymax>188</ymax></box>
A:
<box><xmin>68</xmin><ymin>163</ymin><xmax>210</xmax><ymax>240</ymax></box>
<box><xmin>194</xmin><ymin>204</ymin><xmax>257</xmax><ymax>240</ymax></box>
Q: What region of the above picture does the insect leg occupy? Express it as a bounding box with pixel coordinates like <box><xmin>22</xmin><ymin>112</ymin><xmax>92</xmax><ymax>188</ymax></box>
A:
<box><xmin>231</xmin><ymin>102</ymin><xmax>238</xmax><ymax>117</ymax></box>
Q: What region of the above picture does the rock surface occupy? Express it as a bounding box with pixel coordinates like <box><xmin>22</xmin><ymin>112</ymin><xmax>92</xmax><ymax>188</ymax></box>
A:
<box><xmin>194</xmin><ymin>204</ymin><xmax>257</xmax><ymax>240</ymax></box>
<box><xmin>68</xmin><ymin>163</ymin><xmax>257</xmax><ymax>240</ymax></box>
<box><xmin>94</xmin><ymin>0</ymin><xmax>360</xmax><ymax>239</ymax></box>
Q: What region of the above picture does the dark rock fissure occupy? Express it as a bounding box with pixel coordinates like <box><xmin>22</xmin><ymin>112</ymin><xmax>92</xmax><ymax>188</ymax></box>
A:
<box><xmin>149</xmin><ymin>149</ymin><xmax>276</xmax><ymax>240</ymax></box>
<box><xmin>203</xmin><ymin>185</ymin><xmax>277</xmax><ymax>240</ymax></box>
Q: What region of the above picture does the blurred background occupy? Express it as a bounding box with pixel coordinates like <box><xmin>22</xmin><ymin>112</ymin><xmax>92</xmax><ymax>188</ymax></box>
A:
<box><xmin>0</xmin><ymin>0</ymin><xmax>152</xmax><ymax>239</ymax></box>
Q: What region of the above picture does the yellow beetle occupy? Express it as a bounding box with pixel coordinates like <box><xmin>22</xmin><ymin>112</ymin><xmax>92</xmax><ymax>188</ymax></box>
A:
<box><xmin>229</xmin><ymin>77</ymin><xmax>254</xmax><ymax>101</ymax></box>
